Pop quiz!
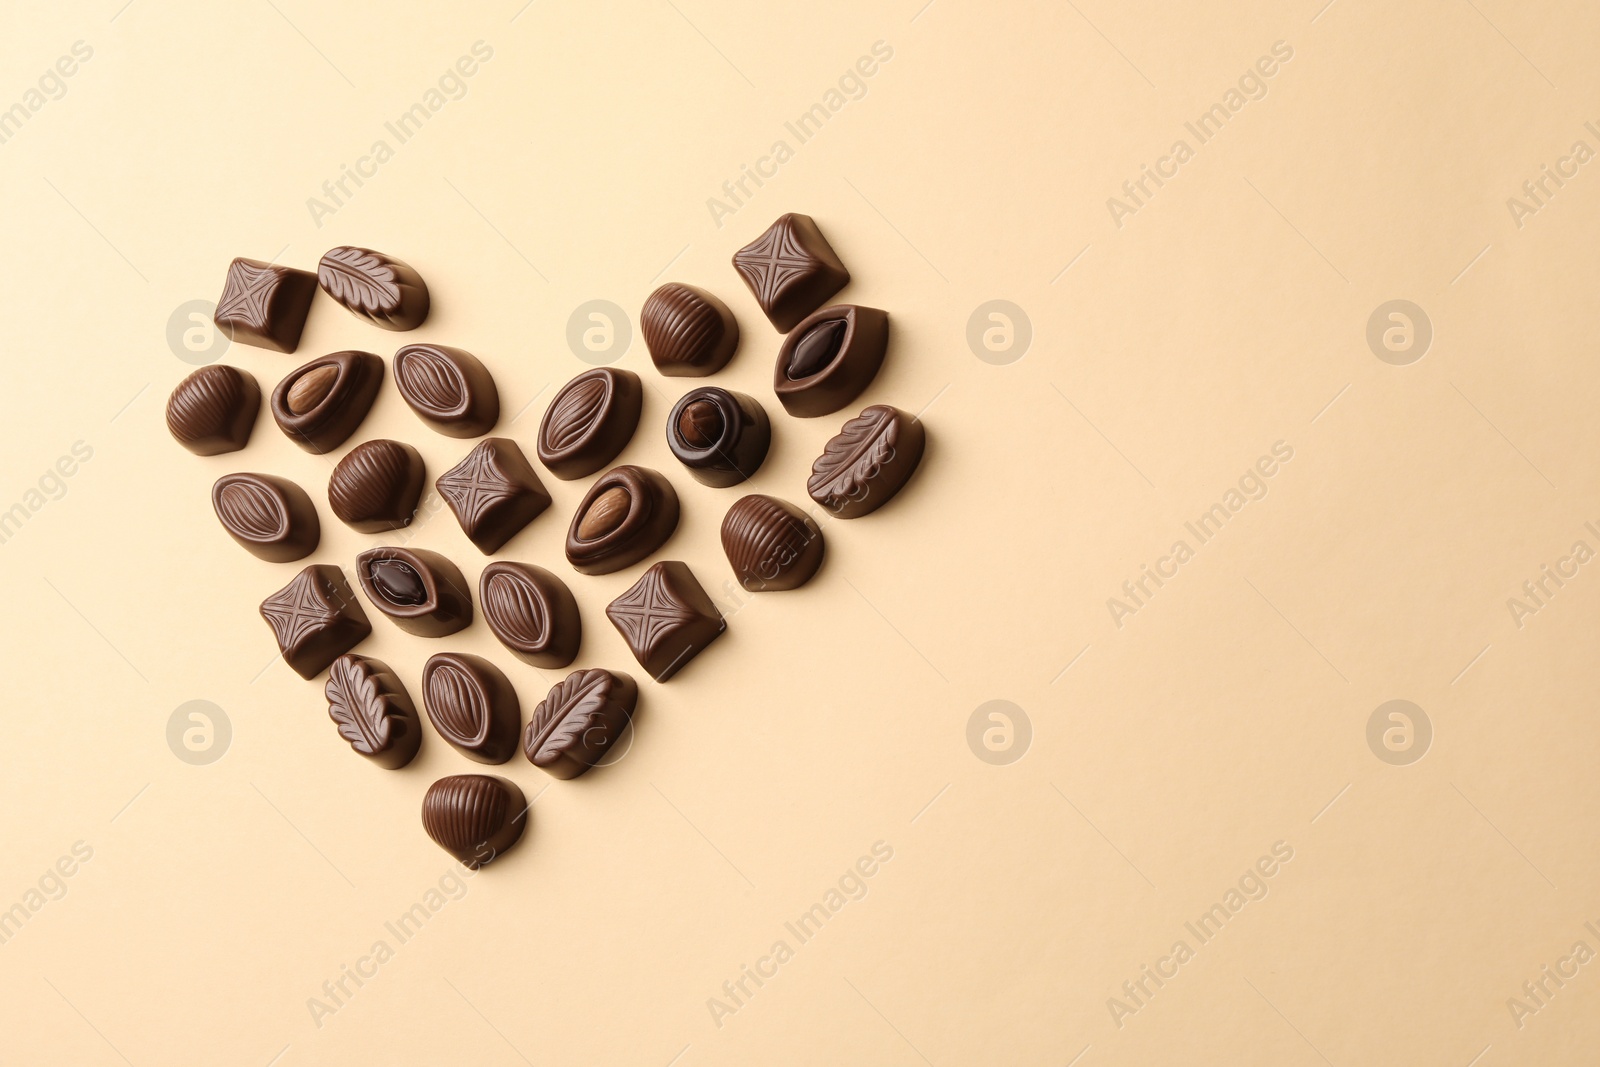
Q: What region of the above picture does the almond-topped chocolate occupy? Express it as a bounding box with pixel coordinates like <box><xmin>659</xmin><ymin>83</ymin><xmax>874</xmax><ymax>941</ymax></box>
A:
<box><xmin>270</xmin><ymin>350</ymin><xmax>384</xmax><ymax>453</ymax></box>
<box><xmin>565</xmin><ymin>466</ymin><xmax>679</xmax><ymax>576</ymax></box>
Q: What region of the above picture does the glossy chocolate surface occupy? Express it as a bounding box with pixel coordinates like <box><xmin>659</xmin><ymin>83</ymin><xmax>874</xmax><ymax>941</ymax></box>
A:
<box><xmin>774</xmin><ymin>305</ymin><xmax>888</xmax><ymax>418</ymax></box>
<box><xmin>270</xmin><ymin>350</ymin><xmax>385</xmax><ymax>453</ymax></box>
<box><xmin>665</xmin><ymin>387</ymin><xmax>770</xmax><ymax>487</ymax></box>
<box><xmin>422</xmin><ymin>652</ymin><xmax>521</xmax><ymax>765</ymax></box>
<box><xmin>435</xmin><ymin>438</ymin><xmax>550</xmax><ymax>554</ymax></box>
<box><xmin>565</xmin><ymin>466</ymin><xmax>680</xmax><ymax>576</ymax></box>
<box><xmin>325</xmin><ymin>653</ymin><xmax>422</xmax><ymax>769</ymax></box>
<box><xmin>480</xmin><ymin>561</ymin><xmax>581</xmax><ymax>669</ymax></box>
<box><xmin>259</xmin><ymin>564</ymin><xmax>371</xmax><ymax>679</ymax></box>
<box><xmin>536</xmin><ymin>368</ymin><xmax>642</xmax><ymax>480</ymax></box>
<box><xmin>721</xmin><ymin>494</ymin><xmax>825</xmax><ymax>591</ymax></box>
<box><xmin>355</xmin><ymin>547</ymin><xmax>472</xmax><ymax>637</ymax></box>
<box><xmin>328</xmin><ymin>440</ymin><xmax>425</xmax><ymax>532</ymax></box>
<box><xmin>214</xmin><ymin>257</ymin><xmax>318</xmax><ymax>353</ymax></box>
<box><xmin>393</xmin><ymin>343</ymin><xmax>498</xmax><ymax>437</ymax></box>
<box><xmin>523</xmin><ymin>668</ymin><xmax>637</xmax><ymax>780</ymax></box>
<box><xmin>317</xmin><ymin>246</ymin><xmax>430</xmax><ymax>330</ymax></box>
<box><xmin>211</xmin><ymin>472</ymin><xmax>320</xmax><ymax>562</ymax></box>
<box><xmin>807</xmin><ymin>405</ymin><xmax>926</xmax><ymax>518</ymax></box>
<box><xmin>421</xmin><ymin>775</ymin><xmax>526</xmax><ymax>869</ymax></box>
<box><xmin>605</xmin><ymin>561</ymin><xmax>724</xmax><ymax>681</ymax></box>
<box><xmin>732</xmin><ymin>213</ymin><xmax>849</xmax><ymax>332</ymax></box>
<box><xmin>167</xmin><ymin>365</ymin><xmax>260</xmax><ymax>456</ymax></box>
<box><xmin>641</xmin><ymin>282</ymin><xmax>739</xmax><ymax>376</ymax></box>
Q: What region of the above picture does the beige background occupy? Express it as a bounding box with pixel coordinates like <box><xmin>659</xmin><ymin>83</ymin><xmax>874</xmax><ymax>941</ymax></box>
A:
<box><xmin>2</xmin><ymin>0</ymin><xmax>1598</xmax><ymax>1063</ymax></box>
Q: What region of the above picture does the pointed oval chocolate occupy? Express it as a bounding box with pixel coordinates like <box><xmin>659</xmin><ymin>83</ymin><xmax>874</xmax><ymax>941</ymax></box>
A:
<box><xmin>565</xmin><ymin>466</ymin><xmax>680</xmax><ymax>575</ymax></box>
<box><xmin>536</xmin><ymin>368</ymin><xmax>643</xmax><ymax>479</ymax></box>
<box><xmin>355</xmin><ymin>547</ymin><xmax>472</xmax><ymax>637</ymax></box>
<box><xmin>421</xmin><ymin>652</ymin><xmax>521</xmax><ymax>764</ymax></box>
<box><xmin>773</xmin><ymin>305</ymin><xmax>888</xmax><ymax>418</ymax></box>
<box><xmin>394</xmin><ymin>344</ymin><xmax>499</xmax><ymax>437</ymax></box>
<box><xmin>212</xmin><ymin>472</ymin><xmax>320</xmax><ymax>562</ymax></box>
<box><xmin>480</xmin><ymin>561</ymin><xmax>581</xmax><ymax>669</ymax></box>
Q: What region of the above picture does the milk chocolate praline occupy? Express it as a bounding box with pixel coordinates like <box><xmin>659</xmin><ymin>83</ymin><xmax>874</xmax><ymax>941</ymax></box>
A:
<box><xmin>537</xmin><ymin>368</ymin><xmax>642</xmax><ymax>480</ymax></box>
<box><xmin>211</xmin><ymin>472</ymin><xmax>320</xmax><ymax>562</ymax></box>
<box><xmin>394</xmin><ymin>344</ymin><xmax>498</xmax><ymax>437</ymax></box>
<box><xmin>167</xmin><ymin>365</ymin><xmax>261</xmax><ymax>456</ymax></box>
<box><xmin>270</xmin><ymin>351</ymin><xmax>384</xmax><ymax>453</ymax></box>
<box><xmin>774</xmin><ymin>305</ymin><xmax>888</xmax><ymax>418</ymax></box>
<box><xmin>565</xmin><ymin>466</ymin><xmax>679</xmax><ymax>575</ymax></box>
<box><xmin>355</xmin><ymin>547</ymin><xmax>472</xmax><ymax>637</ymax></box>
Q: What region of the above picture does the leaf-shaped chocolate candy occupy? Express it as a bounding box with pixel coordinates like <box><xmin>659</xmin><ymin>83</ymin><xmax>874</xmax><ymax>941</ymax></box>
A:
<box><xmin>324</xmin><ymin>654</ymin><xmax>421</xmax><ymax>769</ymax></box>
<box><xmin>805</xmin><ymin>405</ymin><xmax>926</xmax><ymax>519</ymax></box>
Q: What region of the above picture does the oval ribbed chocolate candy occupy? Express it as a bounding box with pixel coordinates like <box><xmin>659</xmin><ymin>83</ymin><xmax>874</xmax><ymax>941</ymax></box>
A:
<box><xmin>422</xmin><ymin>652</ymin><xmax>521</xmax><ymax>764</ymax></box>
<box><xmin>536</xmin><ymin>368</ymin><xmax>642</xmax><ymax>479</ymax></box>
<box><xmin>166</xmin><ymin>365</ymin><xmax>261</xmax><ymax>456</ymax></box>
<box><xmin>318</xmin><ymin>246</ymin><xmax>430</xmax><ymax>331</ymax></box>
<box><xmin>328</xmin><ymin>440</ymin><xmax>425</xmax><ymax>532</ymax></box>
<box><xmin>721</xmin><ymin>494</ymin><xmax>825</xmax><ymax>591</ymax></box>
<box><xmin>355</xmin><ymin>547</ymin><xmax>472</xmax><ymax>637</ymax></box>
<box><xmin>211</xmin><ymin>472</ymin><xmax>320</xmax><ymax>562</ymax></box>
<box><xmin>523</xmin><ymin>668</ymin><xmax>637</xmax><ymax>780</ymax></box>
<box><xmin>807</xmin><ymin>405</ymin><xmax>926</xmax><ymax>519</ymax></box>
<box><xmin>270</xmin><ymin>350</ymin><xmax>385</xmax><ymax>454</ymax></box>
<box><xmin>641</xmin><ymin>282</ymin><xmax>739</xmax><ymax>377</ymax></box>
<box><xmin>774</xmin><ymin>305</ymin><xmax>888</xmax><ymax>418</ymax></box>
<box><xmin>394</xmin><ymin>344</ymin><xmax>498</xmax><ymax>437</ymax></box>
<box><xmin>565</xmin><ymin>466</ymin><xmax>679</xmax><ymax>575</ymax></box>
<box><xmin>421</xmin><ymin>774</ymin><xmax>526</xmax><ymax>869</ymax></box>
<box><xmin>325</xmin><ymin>653</ymin><xmax>422</xmax><ymax>770</ymax></box>
<box><xmin>665</xmin><ymin>387</ymin><xmax>770</xmax><ymax>488</ymax></box>
<box><xmin>480</xmin><ymin>561</ymin><xmax>581</xmax><ymax>669</ymax></box>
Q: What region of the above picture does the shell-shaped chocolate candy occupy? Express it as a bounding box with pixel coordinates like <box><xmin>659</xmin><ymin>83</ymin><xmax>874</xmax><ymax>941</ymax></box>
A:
<box><xmin>721</xmin><ymin>494</ymin><xmax>825</xmax><ymax>591</ymax></box>
<box><xmin>523</xmin><ymin>668</ymin><xmax>637</xmax><ymax>780</ymax></box>
<box><xmin>732</xmin><ymin>213</ymin><xmax>850</xmax><ymax>332</ymax></box>
<box><xmin>774</xmin><ymin>305</ymin><xmax>888</xmax><ymax>418</ymax></box>
<box><xmin>436</xmin><ymin>439</ymin><xmax>551</xmax><ymax>554</ymax></box>
<box><xmin>317</xmin><ymin>246</ymin><xmax>430</xmax><ymax>330</ymax></box>
<box><xmin>807</xmin><ymin>405</ymin><xmax>926</xmax><ymax>519</ymax></box>
<box><xmin>422</xmin><ymin>652</ymin><xmax>521</xmax><ymax>764</ymax></box>
<box><xmin>641</xmin><ymin>283</ymin><xmax>740</xmax><ymax>376</ymax></box>
<box><xmin>328</xmin><ymin>440</ymin><xmax>425</xmax><ymax>532</ymax></box>
<box><xmin>270</xmin><ymin>350</ymin><xmax>385</xmax><ymax>454</ymax></box>
<box><xmin>394</xmin><ymin>344</ymin><xmax>498</xmax><ymax>437</ymax></box>
<box><xmin>166</xmin><ymin>365</ymin><xmax>261</xmax><ymax>455</ymax></box>
<box><xmin>211</xmin><ymin>472</ymin><xmax>320</xmax><ymax>562</ymax></box>
<box><xmin>536</xmin><ymin>368</ymin><xmax>643</xmax><ymax>479</ymax></box>
<box><xmin>325</xmin><ymin>653</ymin><xmax>422</xmax><ymax>769</ymax></box>
<box><xmin>355</xmin><ymin>547</ymin><xmax>472</xmax><ymax>637</ymax></box>
<box><xmin>259</xmin><ymin>564</ymin><xmax>372</xmax><ymax>679</ymax></box>
<box><xmin>421</xmin><ymin>774</ymin><xmax>527</xmax><ymax>869</ymax></box>
<box><xmin>480</xmin><ymin>561</ymin><xmax>581</xmax><ymax>669</ymax></box>
<box><xmin>565</xmin><ymin>466</ymin><xmax>680</xmax><ymax>576</ymax></box>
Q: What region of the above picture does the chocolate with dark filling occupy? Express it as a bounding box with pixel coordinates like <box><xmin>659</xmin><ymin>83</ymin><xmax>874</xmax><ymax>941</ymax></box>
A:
<box><xmin>773</xmin><ymin>305</ymin><xmax>888</xmax><ymax>418</ymax></box>
<box><xmin>355</xmin><ymin>547</ymin><xmax>472</xmax><ymax>637</ymax></box>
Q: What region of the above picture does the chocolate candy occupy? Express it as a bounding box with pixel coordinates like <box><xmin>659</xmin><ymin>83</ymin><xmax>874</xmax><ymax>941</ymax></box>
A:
<box><xmin>606</xmin><ymin>561</ymin><xmax>724</xmax><ymax>681</ymax></box>
<box><xmin>328</xmin><ymin>440</ymin><xmax>425</xmax><ymax>532</ymax></box>
<box><xmin>214</xmin><ymin>257</ymin><xmax>318</xmax><ymax>353</ymax></box>
<box><xmin>355</xmin><ymin>547</ymin><xmax>472</xmax><ymax>637</ymax></box>
<box><xmin>270</xmin><ymin>350</ymin><xmax>384</xmax><ymax>453</ymax></box>
<box><xmin>317</xmin><ymin>246</ymin><xmax>430</xmax><ymax>331</ymax></box>
<box><xmin>421</xmin><ymin>775</ymin><xmax>526</xmax><ymax>869</ymax></box>
<box><xmin>537</xmin><ymin>368</ymin><xmax>643</xmax><ymax>480</ymax></box>
<box><xmin>435</xmin><ymin>438</ymin><xmax>550</xmax><ymax>554</ymax></box>
<box><xmin>774</xmin><ymin>305</ymin><xmax>888</xmax><ymax>417</ymax></box>
<box><xmin>721</xmin><ymin>494</ymin><xmax>825</xmax><ymax>591</ymax></box>
<box><xmin>641</xmin><ymin>283</ymin><xmax>740</xmax><ymax>376</ymax></box>
<box><xmin>480</xmin><ymin>562</ymin><xmax>581</xmax><ymax>669</ymax></box>
<box><xmin>422</xmin><ymin>652</ymin><xmax>521</xmax><ymax>764</ymax></box>
<box><xmin>732</xmin><ymin>213</ymin><xmax>850</xmax><ymax>332</ymax></box>
<box><xmin>808</xmin><ymin>405</ymin><xmax>926</xmax><ymax>518</ymax></box>
<box><xmin>166</xmin><ymin>365</ymin><xmax>260</xmax><ymax>456</ymax></box>
<box><xmin>523</xmin><ymin>668</ymin><xmax>637</xmax><ymax>779</ymax></box>
<box><xmin>259</xmin><ymin>564</ymin><xmax>371</xmax><ymax>679</ymax></box>
<box><xmin>325</xmin><ymin>653</ymin><xmax>422</xmax><ymax>769</ymax></box>
<box><xmin>393</xmin><ymin>344</ymin><xmax>498</xmax><ymax>437</ymax></box>
<box><xmin>665</xmin><ymin>387</ymin><xmax>770</xmax><ymax>487</ymax></box>
<box><xmin>565</xmin><ymin>466</ymin><xmax>679</xmax><ymax>576</ymax></box>
<box><xmin>211</xmin><ymin>473</ymin><xmax>320</xmax><ymax>562</ymax></box>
